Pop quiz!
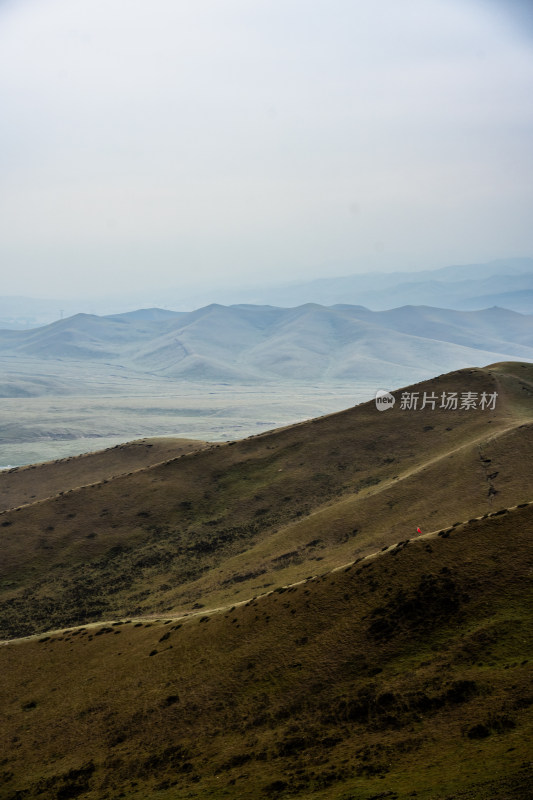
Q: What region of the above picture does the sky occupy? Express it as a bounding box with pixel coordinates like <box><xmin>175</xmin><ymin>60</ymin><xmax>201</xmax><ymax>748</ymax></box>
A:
<box><xmin>0</xmin><ymin>0</ymin><xmax>532</xmax><ymax>300</ymax></box>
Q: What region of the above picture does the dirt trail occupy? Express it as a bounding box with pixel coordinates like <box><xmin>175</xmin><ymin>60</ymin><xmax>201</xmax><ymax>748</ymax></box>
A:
<box><xmin>0</xmin><ymin>443</ymin><xmax>213</xmax><ymax>515</ymax></box>
<box><xmin>2</xmin><ymin>498</ymin><xmax>530</xmax><ymax>648</ymax></box>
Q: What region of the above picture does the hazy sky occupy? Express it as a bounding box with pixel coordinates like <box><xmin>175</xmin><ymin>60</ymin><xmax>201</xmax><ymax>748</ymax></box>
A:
<box><xmin>1</xmin><ymin>0</ymin><xmax>532</xmax><ymax>299</ymax></box>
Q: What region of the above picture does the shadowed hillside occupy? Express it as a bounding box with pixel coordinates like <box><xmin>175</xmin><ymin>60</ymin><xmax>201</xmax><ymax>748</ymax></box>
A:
<box><xmin>1</xmin><ymin>498</ymin><xmax>532</xmax><ymax>799</ymax></box>
<box><xmin>0</xmin><ymin>362</ymin><xmax>532</xmax><ymax>641</ymax></box>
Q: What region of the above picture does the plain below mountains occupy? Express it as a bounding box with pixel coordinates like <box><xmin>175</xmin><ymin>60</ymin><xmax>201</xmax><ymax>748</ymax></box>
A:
<box><xmin>1</xmin><ymin>302</ymin><xmax>533</xmax><ymax>396</ymax></box>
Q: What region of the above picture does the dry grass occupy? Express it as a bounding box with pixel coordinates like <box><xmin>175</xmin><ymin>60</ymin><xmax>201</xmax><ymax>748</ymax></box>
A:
<box><xmin>1</xmin><ymin>362</ymin><xmax>532</xmax><ymax>639</ymax></box>
<box><xmin>0</xmin><ymin>503</ymin><xmax>532</xmax><ymax>799</ymax></box>
<box><xmin>0</xmin><ymin>361</ymin><xmax>532</xmax><ymax>798</ymax></box>
<box><xmin>0</xmin><ymin>437</ymin><xmax>207</xmax><ymax>512</ymax></box>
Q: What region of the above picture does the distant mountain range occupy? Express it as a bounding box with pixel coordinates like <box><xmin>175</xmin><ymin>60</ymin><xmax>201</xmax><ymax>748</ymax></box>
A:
<box><xmin>1</xmin><ymin>302</ymin><xmax>532</xmax><ymax>396</ymax></box>
<box><xmin>1</xmin><ymin>257</ymin><xmax>532</xmax><ymax>328</ymax></box>
<box><xmin>222</xmin><ymin>257</ymin><xmax>533</xmax><ymax>311</ymax></box>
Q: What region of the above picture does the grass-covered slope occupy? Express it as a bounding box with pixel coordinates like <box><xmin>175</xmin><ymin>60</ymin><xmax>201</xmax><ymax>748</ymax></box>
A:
<box><xmin>1</xmin><ymin>502</ymin><xmax>532</xmax><ymax>799</ymax></box>
<box><xmin>0</xmin><ymin>437</ymin><xmax>207</xmax><ymax>512</ymax></box>
<box><xmin>0</xmin><ymin>362</ymin><xmax>532</xmax><ymax>639</ymax></box>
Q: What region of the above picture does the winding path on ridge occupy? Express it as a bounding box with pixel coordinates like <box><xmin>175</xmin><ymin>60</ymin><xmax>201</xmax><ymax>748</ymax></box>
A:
<box><xmin>2</xmin><ymin>498</ymin><xmax>531</xmax><ymax>647</ymax></box>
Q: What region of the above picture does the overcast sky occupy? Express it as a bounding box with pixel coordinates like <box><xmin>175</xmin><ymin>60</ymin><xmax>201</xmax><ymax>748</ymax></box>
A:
<box><xmin>1</xmin><ymin>0</ymin><xmax>532</xmax><ymax>300</ymax></box>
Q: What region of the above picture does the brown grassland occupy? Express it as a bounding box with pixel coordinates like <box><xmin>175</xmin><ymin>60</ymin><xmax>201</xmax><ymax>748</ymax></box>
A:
<box><xmin>0</xmin><ymin>437</ymin><xmax>207</xmax><ymax>512</ymax></box>
<box><xmin>0</xmin><ymin>361</ymin><xmax>532</xmax><ymax>799</ymax></box>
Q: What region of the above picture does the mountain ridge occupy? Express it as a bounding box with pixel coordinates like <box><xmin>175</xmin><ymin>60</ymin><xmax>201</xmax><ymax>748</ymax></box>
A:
<box><xmin>1</xmin><ymin>257</ymin><xmax>532</xmax><ymax>329</ymax></box>
<box><xmin>1</xmin><ymin>304</ymin><xmax>532</xmax><ymax>395</ymax></box>
<box><xmin>3</xmin><ymin>495</ymin><xmax>531</xmax><ymax>647</ymax></box>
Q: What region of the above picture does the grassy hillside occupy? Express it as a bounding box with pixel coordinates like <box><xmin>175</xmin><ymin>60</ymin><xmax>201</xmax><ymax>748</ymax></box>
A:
<box><xmin>0</xmin><ymin>362</ymin><xmax>532</xmax><ymax>642</ymax></box>
<box><xmin>1</xmin><ymin>500</ymin><xmax>531</xmax><ymax>799</ymax></box>
<box><xmin>0</xmin><ymin>437</ymin><xmax>207</xmax><ymax>512</ymax></box>
<box><xmin>0</xmin><ymin>361</ymin><xmax>532</xmax><ymax>799</ymax></box>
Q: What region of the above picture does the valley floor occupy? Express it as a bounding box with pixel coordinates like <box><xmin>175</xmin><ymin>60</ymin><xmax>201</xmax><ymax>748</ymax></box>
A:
<box><xmin>0</xmin><ymin>381</ymin><xmax>373</xmax><ymax>467</ymax></box>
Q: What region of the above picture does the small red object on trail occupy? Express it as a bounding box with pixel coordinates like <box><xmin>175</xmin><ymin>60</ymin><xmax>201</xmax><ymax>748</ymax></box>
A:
<box><xmin>416</xmin><ymin>527</ymin><xmax>422</xmax><ymax>534</ymax></box>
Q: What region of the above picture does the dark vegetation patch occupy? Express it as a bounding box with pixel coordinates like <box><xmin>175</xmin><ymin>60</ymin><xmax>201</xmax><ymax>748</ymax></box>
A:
<box><xmin>16</xmin><ymin>761</ymin><xmax>97</xmax><ymax>800</ymax></box>
<box><xmin>321</xmin><ymin>680</ymin><xmax>480</xmax><ymax>730</ymax></box>
<box><xmin>163</xmin><ymin>694</ymin><xmax>180</xmax><ymax>707</ymax></box>
<box><xmin>367</xmin><ymin>573</ymin><xmax>465</xmax><ymax>640</ymax></box>
<box><xmin>222</xmin><ymin>567</ymin><xmax>267</xmax><ymax>586</ymax></box>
